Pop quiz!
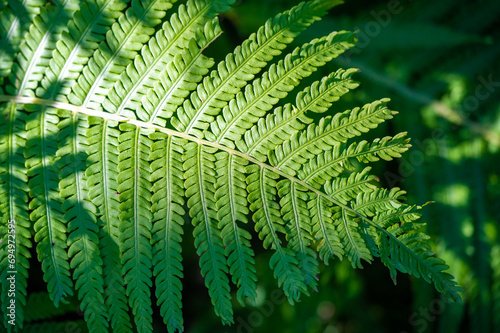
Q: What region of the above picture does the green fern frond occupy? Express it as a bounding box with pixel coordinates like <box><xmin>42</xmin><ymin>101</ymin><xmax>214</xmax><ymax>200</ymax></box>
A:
<box><xmin>0</xmin><ymin>0</ymin><xmax>463</xmax><ymax>332</ymax></box>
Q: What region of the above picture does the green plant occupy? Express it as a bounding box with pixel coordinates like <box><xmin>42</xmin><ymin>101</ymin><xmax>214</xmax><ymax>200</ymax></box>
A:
<box><xmin>0</xmin><ymin>0</ymin><xmax>461</xmax><ymax>332</ymax></box>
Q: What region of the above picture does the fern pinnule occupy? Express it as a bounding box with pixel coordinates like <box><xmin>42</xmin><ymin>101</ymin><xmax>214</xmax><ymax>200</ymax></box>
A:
<box><xmin>300</xmin><ymin>132</ymin><xmax>411</xmax><ymax>188</ymax></box>
<box><xmin>278</xmin><ymin>181</ymin><xmax>319</xmax><ymax>291</ymax></box>
<box><xmin>325</xmin><ymin>167</ymin><xmax>376</xmax><ymax>202</ymax></box>
<box><xmin>310</xmin><ymin>194</ymin><xmax>343</xmax><ymax>264</ymax></box>
<box><xmin>172</xmin><ymin>0</ymin><xmax>342</xmax><ymax>137</ymax></box>
<box><xmin>184</xmin><ymin>142</ymin><xmax>233</xmax><ymax>324</ymax></box>
<box><xmin>70</xmin><ymin>0</ymin><xmax>175</xmax><ymax>109</ymax></box>
<box><xmin>56</xmin><ymin>110</ymin><xmax>108</xmax><ymax>332</ymax></box>
<box><xmin>150</xmin><ymin>133</ymin><xmax>185</xmax><ymax>333</ymax></box>
<box><xmin>118</xmin><ymin>123</ymin><xmax>155</xmax><ymax>333</ymax></box>
<box><xmin>0</xmin><ymin>103</ymin><xmax>31</xmax><ymax>330</ymax></box>
<box><xmin>240</xmin><ymin>67</ymin><xmax>360</xmax><ymax>161</ymax></box>
<box><xmin>212</xmin><ymin>31</ymin><xmax>356</xmax><ymax>149</ymax></box>
<box><xmin>215</xmin><ymin>152</ymin><xmax>257</xmax><ymax>306</ymax></box>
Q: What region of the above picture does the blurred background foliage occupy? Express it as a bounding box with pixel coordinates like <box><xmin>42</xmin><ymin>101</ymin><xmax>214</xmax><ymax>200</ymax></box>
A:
<box><xmin>15</xmin><ymin>0</ymin><xmax>500</xmax><ymax>332</ymax></box>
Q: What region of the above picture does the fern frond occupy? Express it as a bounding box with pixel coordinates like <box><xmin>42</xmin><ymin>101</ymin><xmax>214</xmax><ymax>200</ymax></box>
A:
<box><xmin>246</xmin><ymin>165</ymin><xmax>307</xmax><ymax>303</ymax></box>
<box><xmin>172</xmin><ymin>0</ymin><xmax>343</xmax><ymax>137</ymax></box>
<box><xmin>0</xmin><ymin>102</ymin><xmax>31</xmax><ymax>331</ymax></box>
<box><xmin>211</xmin><ymin>31</ymin><xmax>356</xmax><ymax>148</ymax></box>
<box><xmin>0</xmin><ymin>0</ymin><xmax>464</xmax><ymax>331</ymax></box>
<box><xmin>150</xmin><ymin>133</ymin><xmax>186</xmax><ymax>333</ymax></box>
<box><xmin>184</xmin><ymin>142</ymin><xmax>233</xmax><ymax>324</ymax></box>
<box><xmin>215</xmin><ymin>152</ymin><xmax>257</xmax><ymax>305</ymax></box>
<box><xmin>240</xmin><ymin>68</ymin><xmax>359</xmax><ymax>161</ymax></box>
<box><xmin>70</xmin><ymin>0</ymin><xmax>175</xmax><ymax>109</ymax></box>
<box><xmin>56</xmin><ymin>110</ymin><xmax>108</xmax><ymax>332</ymax></box>
<box><xmin>117</xmin><ymin>123</ymin><xmax>154</xmax><ymax>333</ymax></box>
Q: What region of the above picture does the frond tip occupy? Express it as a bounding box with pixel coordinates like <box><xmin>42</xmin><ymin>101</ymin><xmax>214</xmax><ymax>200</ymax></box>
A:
<box><xmin>0</xmin><ymin>0</ymin><xmax>462</xmax><ymax>331</ymax></box>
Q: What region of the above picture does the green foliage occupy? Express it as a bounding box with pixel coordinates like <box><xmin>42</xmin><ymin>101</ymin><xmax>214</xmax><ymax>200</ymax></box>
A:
<box><xmin>0</xmin><ymin>0</ymin><xmax>462</xmax><ymax>332</ymax></box>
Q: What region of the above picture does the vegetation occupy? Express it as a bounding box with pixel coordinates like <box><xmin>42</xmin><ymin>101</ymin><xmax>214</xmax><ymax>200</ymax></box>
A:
<box><xmin>1</xmin><ymin>0</ymin><xmax>497</xmax><ymax>332</ymax></box>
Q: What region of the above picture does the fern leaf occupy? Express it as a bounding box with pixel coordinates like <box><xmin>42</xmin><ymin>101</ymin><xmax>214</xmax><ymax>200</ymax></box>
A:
<box><xmin>69</xmin><ymin>0</ymin><xmax>175</xmax><ymax>109</ymax></box>
<box><xmin>299</xmin><ymin>132</ymin><xmax>411</xmax><ymax>188</ymax></box>
<box><xmin>56</xmin><ymin>110</ymin><xmax>108</xmax><ymax>332</ymax></box>
<box><xmin>215</xmin><ymin>152</ymin><xmax>257</xmax><ymax>305</ymax></box>
<box><xmin>310</xmin><ymin>194</ymin><xmax>343</xmax><ymax>264</ymax></box>
<box><xmin>323</xmin><ymin>167</ymin><xmax>377</xmax><ymax>206</ymax></box>
<box><xmin>86</xmin><ymin>116</ymin><xmax>132</xmax><ymax>332</ymax></box>
<box><xmin>117</xmin><ymin>123</ymin><xmax>154</xmax><ymax>333</ymax></box>
<box><xmin>240</xmin><ymin>68</ymin><xmax>359</xmax><ymax>161</ymax></box>
<box><xmin>184</xmin><ymin>142</ymin><xmax>233</xmax><ymax>324</ymax></box>
<box><xmin>141</xmin><ymin>37</ymin><xmax>215</xmax><ymax>126</ymax></box>
<box><xmin>25</xmin><ymin>105</ymin><xmax>73</xmax><ymax>306</ymax></box>
<box><xmin>369</xmin><ymin>206</ymin><xmax>462</xmax><ymax>302</ymax></box>
<box><xmin>246</xmin><ymin>165</ymin><xmax>307</xmax><ymax>304</ymax></box>
<box><xmin>150</xmin><ymin>133</ymin><xmax>186</xmax><ymax>333</ymax></box>
<box><xmin>173</xmin><ymin>0</ymin><xmax>342</xmax><ymax>137</ymax></box>
<box><xmin>336</xmin><ymin>208</ymin><xmax>373</xmax><ymax>268</ymax></box>
<box><xmin>10</xmin><ymin>0</ymin><xmax>80</xmax><ymax>96</ymax></box>
<box><xmin>0</xmin><ymin>0</ymin><xmax>465</xmax><ymax>330</ymax></box>
<box><xmin>0</xmin><ymin>102</ymin><xmax>31</xmax><ymax>331</ymax></box>
<box><xmin>270</xmin><ymin>99</ymin><xmax>397</xmax><ymax>176</ymax></box>
<box><xmin>211</xmin><ymin>31</ymin><xmax>356</xmax><ymax>148</ymax></box>
<box><xmin>354</xmin><ymin>187</ymin><xmax>406</xmax><ymax>217</ymax></box>
<box><xmin>0</xmin><ymin>0</ymin><xmax>44</xmax><ymax>83</ymax></box>
<box><xmin>37</xmin><ymin>0</ymin><xmax>128</xmax><ymax>102</ymax></box>
<box><xmin>277</xmin><ymin>181</ymin><xmax>319</xmax><ymax>291</ymax></box>
<box><xmin>102</xmin><ymin>0</ymin><xmax>230</xmax><ymax>120</ymax></box>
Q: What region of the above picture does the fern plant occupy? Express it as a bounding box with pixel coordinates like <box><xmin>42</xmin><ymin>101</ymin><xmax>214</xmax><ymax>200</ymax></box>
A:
<box><xmin>0</xmin><ymin>0</ymin><xmax>461</xmax><ymax>332</ymax></box>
